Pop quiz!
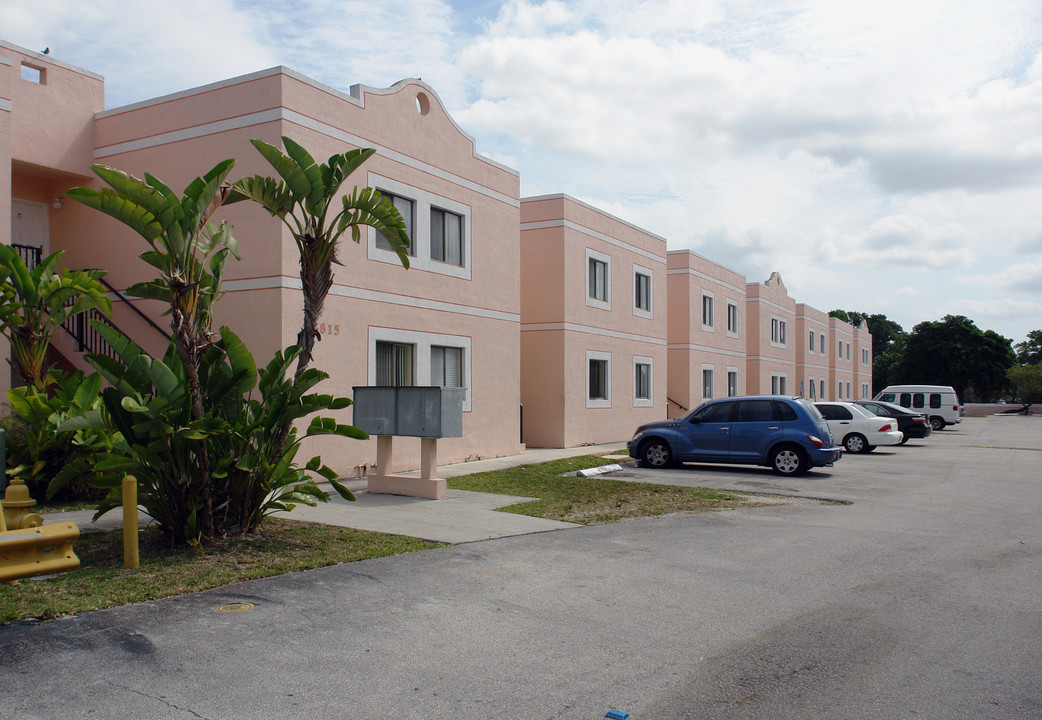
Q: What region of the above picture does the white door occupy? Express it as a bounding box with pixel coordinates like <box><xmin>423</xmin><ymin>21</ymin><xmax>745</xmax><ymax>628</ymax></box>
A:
<box><xmin>10</xmin><ymin>199</ymin><xmax>50</xmax><ymax>261</ymax></box>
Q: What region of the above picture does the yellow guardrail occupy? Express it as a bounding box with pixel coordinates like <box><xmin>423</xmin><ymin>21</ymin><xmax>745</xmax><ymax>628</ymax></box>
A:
<box><xmin>0</xmin><ymin>522</ymin><xmax>81</xmax><ymax>584</ymax></box>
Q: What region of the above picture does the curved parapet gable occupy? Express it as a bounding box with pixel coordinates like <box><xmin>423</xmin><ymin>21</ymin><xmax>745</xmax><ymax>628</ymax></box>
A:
<box><xmin>348</xmin><ymin>77</ymin><xmax>518</xmax><ymax>178</ymax></box>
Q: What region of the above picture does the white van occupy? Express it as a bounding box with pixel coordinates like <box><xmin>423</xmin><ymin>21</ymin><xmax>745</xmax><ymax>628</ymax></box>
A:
<box><xmin>874</xmin><ymin>385</ymin><xmax>963</xmax><ymax>430</ymax></box>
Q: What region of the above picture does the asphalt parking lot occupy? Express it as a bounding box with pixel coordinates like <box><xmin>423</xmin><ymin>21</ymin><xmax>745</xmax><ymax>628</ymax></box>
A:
<box><xmin>3</xmin><ymin>416</ymin><xmax>1041</xmax><ymax>720</ymax></box>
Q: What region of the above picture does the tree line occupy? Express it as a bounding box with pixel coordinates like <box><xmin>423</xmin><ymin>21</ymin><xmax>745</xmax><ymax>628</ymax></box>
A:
<box><xmin>828</xmin><ymin>311</ymin><xmax>1041</xmax><ymax>405</ymax></box>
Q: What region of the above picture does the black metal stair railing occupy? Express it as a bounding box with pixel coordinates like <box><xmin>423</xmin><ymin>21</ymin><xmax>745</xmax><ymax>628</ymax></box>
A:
<box><xmin>60</xmin><ymin>278</ymin><xmax>172</xmax><ymax>360</ymax></box>
<box><xmin>9</xmin><ymin>243</ymin><xmax>171</xmax><ymax>361</ymax></box>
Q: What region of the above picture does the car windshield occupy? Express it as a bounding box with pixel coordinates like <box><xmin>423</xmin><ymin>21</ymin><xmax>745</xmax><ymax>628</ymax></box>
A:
<box><xmin>795</xmin><ymin>397</ymin><xmax>824</xmax><ymax>421</ymax></box>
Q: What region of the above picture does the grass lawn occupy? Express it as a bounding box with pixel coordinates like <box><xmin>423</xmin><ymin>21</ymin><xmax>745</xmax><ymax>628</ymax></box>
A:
<box><xmin>2</xmin><ymin>453</ymin><xmax>745</xmax><ymax>624</ymax></box>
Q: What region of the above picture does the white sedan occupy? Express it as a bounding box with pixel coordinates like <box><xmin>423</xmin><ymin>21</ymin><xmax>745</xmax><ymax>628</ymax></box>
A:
<box><xmin>815</xmin><ymin>401</ymin><xmax>904</xmax><ymax>454</ymax></box>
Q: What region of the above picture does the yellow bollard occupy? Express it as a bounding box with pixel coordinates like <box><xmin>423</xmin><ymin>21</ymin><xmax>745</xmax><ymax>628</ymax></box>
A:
<box><xmin>122</xmin><ymin>475</ymin><xmax>139</xmax><ymax>569</ymax></box>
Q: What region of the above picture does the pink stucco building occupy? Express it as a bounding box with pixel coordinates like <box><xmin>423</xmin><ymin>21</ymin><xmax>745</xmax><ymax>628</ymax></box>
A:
<box><xmin>2</xmin><ymin>40</ymin><xmax>522</xmax><ymax>474</ymax></box>
<box><xmin>3</xmin><ymin>38</ymin><xmax>872</xmax><ymax>469</ymax></box>
<box><xmin>520</xmin><ymin>194</ymin><xmax>667</xmax><ymax>446</ymax></box>
<box><xmin>666</xmin><ymin>250</ymin><xmax>747</xmax><ymax>417</ymax></box>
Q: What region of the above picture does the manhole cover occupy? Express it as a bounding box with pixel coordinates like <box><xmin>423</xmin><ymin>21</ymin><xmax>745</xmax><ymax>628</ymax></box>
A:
<box><xmin>217</xmin><ymin>602</ymin><xmax>255</xmax><ymax>613</ymax></box>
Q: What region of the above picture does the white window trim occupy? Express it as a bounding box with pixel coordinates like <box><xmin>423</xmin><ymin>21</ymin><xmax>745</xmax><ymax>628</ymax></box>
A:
<box><xmin>701</xmin><ymin>291</ymin><xmax>715</xmax><ymax>332</ymax></box>
<box><xmin>861</xmin><ymin>383</ymin><xmax>870</xmax><ymax>399</ymax></box>
<box><xmin>820</xmin><ymin>379</ymin><xmax>826</xmax><ymax>400</ymax></box>
<box><xmin>771</xmin><ymin>372</ymin><xmax>788</xmax><ymax>395</ymax></box>
<box><xmin>586</xmin><ymin>350</ymin><xmax>612</xmax><ymax>408</ymax></box>
<box><xmin>367</xmin><ymin>173</ymin><xmax>472</xmax><ymax>280</ymax></box>
<box><xmin>726</xmin><ymin>366</ymin><xmax>739</xmax><ymax>397</ymax></box>
<box><xmin>632</xmin><ymin>264</ymin><xmax>653</xmax><ymax>319</ymax></box>
<box><xmin>586</xmin><ymin>248</ymin><xmax>612</xmax><ymax>310</ymax></box>
<box><xmin>701</xmin><ymin>363</ymin><xmax>715</xmax><ymax>399</ymax></box>
<box><xmin>770</xmin><ymin>316</ymin><xmax>787</xmax><ymax>348</ymax></box>
<box><xmin>820</xmin><ymin>333</ymin><xmax>826</xmax><ymax>356</ymax></box>
<box><xmin>809</xmin><ymin>330</ymin><xmax>815</xmax><ymax>353</ymax></box>
<box><xmin>726</xmin><ymin>300</ymin><xmax>739</xmax><ymax>338</ymax></box>
<box><xmin>808</xmin><ymin>375</ymin><xmax>816</xmax><ymax>399</ymax></box>
<box><xmin>367</xmin><ymin>327</ymin><xmax>472</xmax><ymax>410</ymax></box>
<box><xmin>633</xmin><ymin>355</ymin><xmax>654</xmax><ymax>407</ymax></box>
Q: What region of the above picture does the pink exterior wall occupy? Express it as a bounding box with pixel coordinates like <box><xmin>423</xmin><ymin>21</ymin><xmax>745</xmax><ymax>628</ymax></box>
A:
<box><xmin>854</xmin><ymin>324</ymin><xmax>874</xmax><ymax>399</ymax></box>
<box><xmin>666</xmin><ymin>250</ymin><xmax>746</xmax><ymax>416</ymax></box>
<box><xmin>520</xmin><ymin>195</ymin><xmax>667</xmax><ymax>447</ymax></box>
<box><xmin>828</xmin><ymin>317</ymin><xmax>856</xmax><ymax>401</ymax></box>
<box><xmin>2</xmin><ymin>41</ymin><xmax>106</xmax><ymax>394</ymax></box>
<box><xmin>2</xmin><ymin>40</ymin><xmax>873</xmax><ymax>458</ymax></box>
<box><xmin>795</xmin><ymin>303</ymin><xmax>830</xmax><ymax>401</ymax></box>
<box><xmin>745</xmin><ymin>273</ymin><xmax>797</xmax><ymax>395</ymax></box>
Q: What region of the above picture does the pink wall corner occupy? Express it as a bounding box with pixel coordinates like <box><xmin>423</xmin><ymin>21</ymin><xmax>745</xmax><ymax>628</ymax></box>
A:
<box><xmin>2</xmin><ymin>41</ymin><xmax>102</xmax><ymax>176</ymax></box>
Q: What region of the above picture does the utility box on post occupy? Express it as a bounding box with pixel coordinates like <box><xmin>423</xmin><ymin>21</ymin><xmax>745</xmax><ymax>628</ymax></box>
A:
<box><xmin>353</xmin><ymin>386</ymin><xmax>465</xmax><ymax>499</ymax></box>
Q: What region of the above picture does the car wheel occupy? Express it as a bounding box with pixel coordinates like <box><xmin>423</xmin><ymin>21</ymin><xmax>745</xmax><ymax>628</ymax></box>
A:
<box><xmin>770</xmin><ymin>445</ymin><xmax>807</xmax><ymax>476</ymax></box>
<box><xmin>844</xmin><ymin>433</ymin><xmax>869</xmax><ymax>454</ymax></box>
<box><xmin>899</xmin><ymin>434</ymin><xmax>909</xmax><ymax>445</ymax></box>
<box><xmin>929</xmin><ymin>417</ymin><xmax>945</xmax><ymax>431</ymax></box>
<box><xmin>640</xmin><ymin>439</ymin><xmax>673</xmax><ymax>468</ymax></box>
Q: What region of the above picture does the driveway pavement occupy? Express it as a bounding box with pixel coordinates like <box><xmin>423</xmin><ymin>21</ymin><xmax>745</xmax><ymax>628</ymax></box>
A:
<box><xmin>5</xmin><ymin>417</ymin><xmax>1041</xmax><ymax>720</ymax></box>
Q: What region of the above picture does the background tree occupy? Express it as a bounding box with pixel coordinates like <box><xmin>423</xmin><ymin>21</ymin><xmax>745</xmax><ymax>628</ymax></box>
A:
<box><xmin>1014</xmin><ymin>330</ymin><xmax>1042</xmax><ymax>365</ymax></box>
<box><xmin>897</xmin><ymin>315</ymin><xmax>1015</xmax><ymax>401</ymax></box>
<box><xmin>829</xmin><ymin>310</ymin><xmax>907</xmax><ymax>389</ymax></box>
<box><xmin>0</xmin><ymin>247</ymin><xmax>112</xmax><ymax>389</ymax></box>
<box><xmin>1007</xmin><ymin>363</ymin><xmax>1042</xmax><ymax>409</ymax></box>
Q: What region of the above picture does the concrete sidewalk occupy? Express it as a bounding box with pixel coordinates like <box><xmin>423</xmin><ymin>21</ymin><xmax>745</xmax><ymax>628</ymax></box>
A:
<box><xmin>42</xmin><ymin>442</ymin><xmax>631</xmax><ymax>544</ymax></box>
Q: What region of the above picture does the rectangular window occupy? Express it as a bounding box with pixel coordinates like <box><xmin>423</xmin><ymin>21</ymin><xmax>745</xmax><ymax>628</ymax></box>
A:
<box><xmin>376</xmin><ymin>191</ymin><xmax>415</xmax><ymax>255</ymax></box>
<box><xmin>862</xmin><ymin>348</ymin><xmax>870</xmax><ymax>365</ymax></box>
<box><xmin>702</xmin><ymin>368</ymin><xmax>714</xmax><ymax>399</ymax></box>
<box><xmin>839</xmin><ymin>381</ymin><xmax>844</xmax><ymax>399</ymax></box>
<box><xmin>727</xmin><ymin>370</ymin><xmax>738</xmax><ymax>397</ymax></box>
<box><xmin>862</xmin><ymin>383</ymin><xmax>870</xmax><ymax>399</ymax></box>
<box><xmin>771</xmin><ymin>318</ymin><xmax>787</xmax><ymax>345</ymax></box>
<box><xmin>771</xmin><ymin>374</ymin><xmax>787</xmax><ymax>395</ymax></box>
<box><xmin>838</xmin><ymin>339</ymin><xmax>843</xmax><ymax>359</ymax></box>
<box><xmin>702</xmin><ymin>294</ymin><xmax>714</xmax><ymax>329</ymax></box>
<box><xmin>820</xmin><ymin>379</ymin><xmax>826</xmax><ymax>399</ymax></box>
<box><xmin>820</xmin><ymin>333</ymin><xmax>826</xmax><ymax>355</ymax></box>
<box><xmin>589</xmin><ymin>359</ymin><xmax>608</xmax><ymax>400</ymax></box>
<box><xmin>846</xmin><ymin>342</ymin><xmax>851</xmax><ymax>360</ymax></box>
<box><xmin>589</xmin><ymin>258</ymin><xmax>608</xmax><ymax>302</ymax></box>
<box><xmin>846</xmin><ymin>381</ymin><xmax>851</xmax><ymax>399</ymax></box>
<box><xmin>726</xmin><ymin>301</ymin><xmax>738</xmax><ymax>335</ymax></box>
<box><xmin>635</xmin><ymin>362</ymin><xmax>651</xmax><ymax>401</ymax></box>
<box><xmin>809</xmin><ymin>331</ymin><xmax>815</xmax><ymax>352</ymax></box>
<box><xmin>430</xmin><ymin>207</ymin><xmax>464</xmax><ymax>266</ymax></box>
<box><xmin>634</xmin><ymin>272</ymin><xmax>651</xmax><ymax>312</ymax></box>
<box><xmin>376</xmin><ymin>341</ymin><xmax>414</xmax><ymax>386</ymax></box>
<box><xmin>431</xmin><ymin>346</ymin><xmax>464</xmax><ymax>388</ymax></box>
<box><xmin>809</xmin><ymin>377</ymin><xmax>816</xmax><ymax>399</ymax></box>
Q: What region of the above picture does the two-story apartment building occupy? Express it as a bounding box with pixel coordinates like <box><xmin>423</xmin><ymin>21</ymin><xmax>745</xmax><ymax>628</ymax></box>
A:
<box><xmin>666</xmin><ymin>250</ymin><xmax>747</xmax><ymax>417</ymax></box>
<box><xmin>3</xmin><ymin>39</ymin><xmax>872</xmax><ymax>466</ymax></box>
<box><xmin>796</xmin><ymin>303</ymin><xmax>831</xmax><ymax>401</ymax></box>
<box><xmin>2</xmin><ymin>40</ymin><xmax>523</xmax><ymax>473</ymax></box>
<box><xmin>745</xmin><ymin>273</ymin><xmax>798</xmax><ymax>396</ymax></box>
<box><xmin>519</xmin><ymin>194</ymin><xmax>668</xmax><ymax>446</ymax></box>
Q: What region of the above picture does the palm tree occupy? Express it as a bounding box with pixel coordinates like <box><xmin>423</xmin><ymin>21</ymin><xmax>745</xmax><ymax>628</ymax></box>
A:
<box><xmin>228</xmin><ymin>137</ymin><xmax>410</xmax><ymax>382</ymax></box>
<box><xmin>0</xmin><ymin>246</ymin><xmax>112</xmax><ymax>389</ymax></box>
<box><xmin>67</xmin><ymin>159</ymin><xmax>239</xmax><ymax>538</ymax></box>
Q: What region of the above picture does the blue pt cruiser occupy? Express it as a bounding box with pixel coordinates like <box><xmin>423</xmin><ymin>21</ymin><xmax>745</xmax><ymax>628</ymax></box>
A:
<box><xmin>628</xmin><ymin>395</ymin><xmax>843</xmax><ymax>476</ymax></box>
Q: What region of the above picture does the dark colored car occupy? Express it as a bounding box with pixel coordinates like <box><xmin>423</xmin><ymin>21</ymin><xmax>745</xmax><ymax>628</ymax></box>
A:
<box><xmin>627</xmin><ymin>395</ymin><xmax>843</xmax><ymax>476</ymax></box>
<box><xmin>854</xmin><ymin>399</ymin><xmax>932</xmax><ymax>443</ymax></box>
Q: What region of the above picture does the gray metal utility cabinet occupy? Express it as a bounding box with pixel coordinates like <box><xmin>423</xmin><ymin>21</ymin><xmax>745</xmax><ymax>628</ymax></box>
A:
<box><xmin>353</xmin><ymin>386</ymin><xmax>465</xmax><ymax>500</ymax></box>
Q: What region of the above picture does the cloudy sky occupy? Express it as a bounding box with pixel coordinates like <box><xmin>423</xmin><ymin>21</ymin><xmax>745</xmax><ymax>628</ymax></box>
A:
<box><xmin>5</xmin><ymin>0</ymin><xmax>1041</xmax><ymax>344</ymax></box>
